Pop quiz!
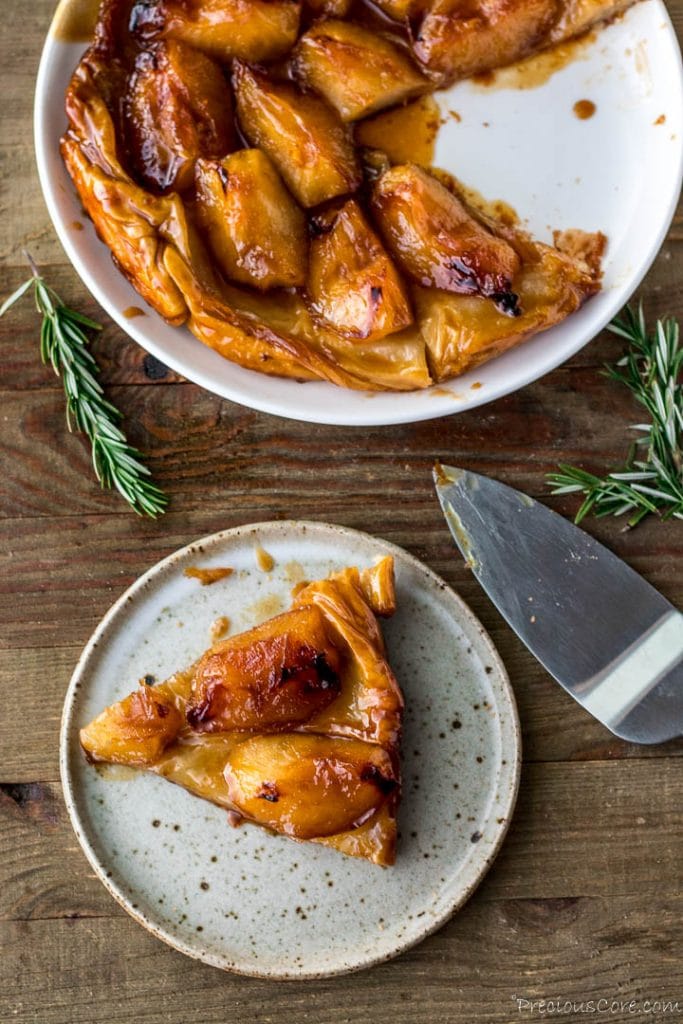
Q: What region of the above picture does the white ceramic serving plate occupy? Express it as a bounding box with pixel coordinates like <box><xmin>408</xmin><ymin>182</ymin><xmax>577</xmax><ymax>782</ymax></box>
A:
<box><xmin>36</xmin><ymin>1</ymin><xmax>683</xmax><ymax>425</ymax></box>
<box><xmin>60</xmin><ymin>521</ymin><xmax>520</xmax><ymax>978</ymax></box>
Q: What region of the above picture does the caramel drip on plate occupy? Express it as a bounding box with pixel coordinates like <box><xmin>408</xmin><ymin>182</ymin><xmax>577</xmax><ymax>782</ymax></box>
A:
<box><xmin>573</xmin><ymin>99</ymin><xmax>597</xmax><ymax>120</ymax></box>
<box><xmin>472</xmin><ymin>31</ymin><xmax>597</xmax><ymax>91</ymax></box>
<box><xmin>254</xmin><ymin>544</ymin><xmax>275</xmax><ymax>573</ymax></box>
<box><xmin>184</xmin><ymin>566</ymin><xmax>234</xmax><ymax>586</ymax></box>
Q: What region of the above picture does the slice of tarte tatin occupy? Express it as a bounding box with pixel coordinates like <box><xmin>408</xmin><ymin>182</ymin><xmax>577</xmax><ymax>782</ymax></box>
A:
<box><xmin>80</xmin><ymin>556</ymin><xmax>403</xmax><ymax>866</ymax></box>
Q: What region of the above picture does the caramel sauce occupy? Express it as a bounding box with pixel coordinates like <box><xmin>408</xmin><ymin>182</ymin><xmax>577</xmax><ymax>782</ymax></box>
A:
<box><xmin>429</xmin><ymin>386</ymin><xmax>461</xmax><ymax>399</ymax></box>
<box><xmin>654</xmin><ymin>114</ymin><xmax>666</xmax><ymax>126</ymax></box>
<box><xmin>246</xmin><ymin>593</ymin><xmax>285</xmax><ymax>621</ymax></box>
<box><xmin>254</xmin><ymin>543</ymin><xmax>275</xmax><ymax>573</ymax></box>
<box><xmin>71</xmin><ymin>220</ymin><xmax>84</xmax><ymax>231</ymax></box>
<box><xmin>51</xmin><ymin>0</ymin><xmax>101</xmax><ymax>42</ymax></box>
<box><xmin>61</xmin><ymin>0</ymin><xmax>609</xmax><ymax>397</ymax></box>
<box><xmin>123</xmin><ymin>305</ymin><xmax>146</xmax><ymax>319</ymax></box>
<box><xmin>456</xmin><ymin>183</ymin><xmax>519</xmax><ymax>228</ymax></box>
<box><xmin>210</xmin><ymin>616</ymin><xmax>231</xmax><ymax>642</ymax></box>
<box><xmin>355</xmin><ymin>95</ymin><xmax>441</xmax><ymax>167</ymax></box>
<box><xmin>573</xmin><ymin>99</ymin><xmax>596</xmax><ymax>120</ymax></box>
<box><xmin>283</xmin><ymin>560</ymin><xmax>306</xmax><ymax>584</ymax></box>
<box><xmin>472</xmin><ymin>31</ymin><xmax>597</xmax><ymax>91</ymax></box>
<box><xmin>184</xmin><ymin>566</ymin><xmax>234</xmax><ymax>586</ymax></box>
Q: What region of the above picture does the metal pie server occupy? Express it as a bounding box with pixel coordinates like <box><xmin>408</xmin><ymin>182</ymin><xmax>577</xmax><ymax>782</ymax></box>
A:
<box><xmin>434</xmin><ymin>464</ymin><xmax>683</xmax><ymax>744</ymax></box>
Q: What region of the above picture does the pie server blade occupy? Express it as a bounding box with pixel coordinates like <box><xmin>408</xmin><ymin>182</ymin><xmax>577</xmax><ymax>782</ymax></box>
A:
<box><xmin>433</xmin><ymin>464</ymin><xmax>683</xmax><ymax>744</ymax></box>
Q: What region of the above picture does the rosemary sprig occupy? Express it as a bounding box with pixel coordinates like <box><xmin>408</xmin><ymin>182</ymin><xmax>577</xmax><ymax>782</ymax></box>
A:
<box><xmin>1</xmin><ymin>254</ymin><xmax>167</xmax><ymax>517</ymax></box>
<box><xmin>548</xmin><ymin>304</ymin><xmax>683</xmax><ymax>528</ymax></box>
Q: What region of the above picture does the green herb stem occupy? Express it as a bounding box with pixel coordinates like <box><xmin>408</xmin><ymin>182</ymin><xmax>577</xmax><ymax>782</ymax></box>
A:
<box><xmin>1</xmin><ymin>254</ymin><xmax>167</xmax><ymax>517</ymax></box>
<box><xmin>548</xmin><ymin>304</ymin><xmax>683</xmax><ymax>527</ymax></box>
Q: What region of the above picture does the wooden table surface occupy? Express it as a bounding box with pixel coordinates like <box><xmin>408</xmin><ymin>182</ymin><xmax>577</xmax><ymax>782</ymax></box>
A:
<box><xmin>2</xmin><ymin>2</ymin><xmax>682</xmax><ymax>1021</ymax></box>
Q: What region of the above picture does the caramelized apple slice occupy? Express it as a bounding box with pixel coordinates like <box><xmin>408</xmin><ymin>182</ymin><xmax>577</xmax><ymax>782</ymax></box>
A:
<box><xmin>547</xmin><ymin>0</ymin><xmax>634</xmax><ymax>44</ymax></box>
<box><xmin>305</xmin><ymin>0</ymin><xmax>352</xmax><ymax>16</ymax></box>
<box><xmin>414</xmin><ymin>227</ymin><xmax>601</xmax><ymax>380</ymax></box>
<box><xmin>412</xmin><ymin>0</ymin><xmax>558</xmax><ymax>83</ymax></box>
<box><xmin>224</xmin><ymin>734</ymin><xmax>398</xmax><ymax>838</ymax></box>
<box><xmin>233</xmin><ymin>62</ymin><xmax>361</xmax><ymax>208</ymax></box>
<box><xmin>187</xmin><ymin>606</ymin><xmax>342</xmax><ymax>732</ymax></box>
<box><xmin>195</xmin><ymin>150</ymin><xmax>307</xmax><ymax>290</ymax></box>
<box><xmin>126</xmin><ymin>40</ymin><xmax>234</xmax><ymax>193</ymax></box>
<box><xmin>372</xmin><ymin>164</ymin><xmax>521</xmax><ymax>312</ymax></box>
<box><xmin>292</xmin><ymin>21</ymin><xmax>428</xmax><ymax>122</ymax></box>
<box><xmin>130</xmin><ymin>0</ymin><xmax>301</xmax><ymax>62</ymax></box>
<box><xmin>80</xmin><ymin>687</ymin><xmax>183</xmax><ymax>766</ymax></box>
<box><xmin>355</xmin><ymin>95</ymin><xmax>441</xmax><ymax>167</ymax></box>
<box><xmin>372</xmin><ymin>0</ymin><xmax>423</xmax><ymax>20</ymax></box>
<box><xmin>307</xmin><ymin>200</ymin><xmax>413</xmax><ymax>340</ymax></box>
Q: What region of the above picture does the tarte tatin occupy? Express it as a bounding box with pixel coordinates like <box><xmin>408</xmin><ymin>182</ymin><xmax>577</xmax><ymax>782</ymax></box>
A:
<box><xmin>62</xmin><ymin>0</ymin><xmax>630</xmax><ymax>391</ymax></box>
<box><xmin>80</xmin><ymin>556</ymin><xmax>403</xmax><ymax>865</ymax></box>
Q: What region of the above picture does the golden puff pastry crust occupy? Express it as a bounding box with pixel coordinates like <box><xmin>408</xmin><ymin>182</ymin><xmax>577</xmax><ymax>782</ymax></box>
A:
<box><xmin>80</xmin><ymin>556</ymin><xmax>404</xmax><ymax>866</ymax></box>
<box><xmin>61</xmin><ymin>0</ymin><xmax>629</xmax><ymax>391</ymax></box>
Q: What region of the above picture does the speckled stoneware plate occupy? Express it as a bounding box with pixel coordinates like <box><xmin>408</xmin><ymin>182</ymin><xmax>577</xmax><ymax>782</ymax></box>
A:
<box><xmin>36</xmin><ymin>0</ymin><xmax>683</xmax><ymax>425</ymax></box>
<box><xmin>60</xmin><ymin>521</ymin><xmax>520</xmax><ymax>978</ymax></box>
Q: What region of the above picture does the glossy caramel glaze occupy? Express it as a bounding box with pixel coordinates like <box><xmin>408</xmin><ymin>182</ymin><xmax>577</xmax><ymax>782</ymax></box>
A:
<box><xmin>79</xmin><ymin>556</ymin><xmax>403</xmax><ymax>865</ymax></box>
<box><xmin>125</xmin><ymin>38</ymin><xmax>235</xmax><ymax>193</ymax></box>
<box><xmin>81</xmin><ymin>686</ymin><xmax>184</xmax><ymax>766</ymax></box>
<box><xmin>187</xmin><ymin>605</ymin><xmax>343</xmax><ymax>731</ymax></box>
<box><xmin>307</xmin><ymin>199</ymin><xmax>414</xmax><ymax>341</ymax></box>
<box><xmin>195</xmin><ymin>149</ymin><xmax>308</xmax><ymax>289</ymax></box>
<box><xmin>372</xmin><ymin>164</ymin><xmax>521</xmax><ymax>313</ymax></box>
<box><xmin>224</xmin><ymin>733</ymin><xmax>398</xmax><ymax>838</ymax></box>
<box><xmin>183</xmin><ymin>565</ymin><xmax>234</xmax><ymax>584</ymax></box>
<box><xmin>233</xmin><ymin>61</ymin><xmax>362</xmax><ymax>208</ymax></box>
<box><xmin>60</xmin><ymin>0</ymin><xmax>624</xmax><ymax>390</ymax></box>
<box><xmin>355</xmin><ymin>95</ymin><xmax>441</xmax><ymax>166</ymax></box>
<box><xmin>292</xmin><ymin>19</ymin><xmax>429</xmax><ymax>122</ymax></box>
<box><xmin>130</xmin><ymin>0</ymin><xmax>302</xmax><ymax>62</ymax></box>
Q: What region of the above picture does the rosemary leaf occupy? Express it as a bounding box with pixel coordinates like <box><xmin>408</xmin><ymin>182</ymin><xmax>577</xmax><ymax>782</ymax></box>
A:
<box><xmin>1</xmin><ymin>255</ymin><xmax>167</xmax><ymax>518</ymax></box>
<box><xmin>548</xmin><ymin>304</ymin><xmax>683</xmax><ymax>527</ymax></box>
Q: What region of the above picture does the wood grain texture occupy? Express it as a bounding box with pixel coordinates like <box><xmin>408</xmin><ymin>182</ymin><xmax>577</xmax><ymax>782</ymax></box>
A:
<box><xmin>1</xmin><ymin>0</ymin><xmax>683</xmax><ymax>1020</ymax></box>
<box><xmin>2</xmin><ymin>896</ymin><xmax>682</xmax><ymax>1024</ymax></box>
<box><xmin>1</xmin><ymin>761</ymin><xmax>682</xmax><ymax>930</ymax></box>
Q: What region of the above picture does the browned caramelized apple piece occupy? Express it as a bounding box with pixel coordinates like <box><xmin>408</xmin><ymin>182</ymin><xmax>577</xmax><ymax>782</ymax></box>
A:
<box><xmin>131</xmin><ymin>0</ymin><xmax>301</xmax><ymax>62</ymax></box>
<box><xmin>414</xmin><ymin>229</ymin><xmax>601</xmax><ymax>380</ymax></box>
<box><xmin>61</xmin><ymin>0</ymin><xmax>614</xmax><ymax>393</ymax></box>
<box><xmin>373</xmin><ymin>0</ymin><xmax>423</xmax><ymax>20</ymax></box>
<box><xmin>81</xmin><ymin>687</ymin><xmax>183</xmax><ymax>766</ymax></box>
<box><xmin>372</xmin><ymin>164</ymin><xmax>521</xmax><ymax>313</ymax></box>
<box><xmin>126</xmin><ymin>39</ymin><xmax>234</xmax><ymax>193</ymax></box>
<box><xmin>223</xmin><ymin>734</ymin><xmax>398</xmax><ymax>838</ymax></box>
<box><xmin>307</xmin><ymin>200</ymin><xmax>413</xmax><ymax>340</ymax></box>
<box><xmin>547</xmin><ymin>0</ymin><xmax>634</xmax><ymax>42</ymax></box>
<box><xmin>78</xmin><ymin>556</ymin><xmax>403</xmax><ymax>864</ymax></box>
<box><xmin>293</xmin><ymin>20</ymin><xmax>428</xmax><ymax>122</ymax></box>
<box><xmin>412</xmin><ymin>0</ymin><xmax>558</xmax><ymax>82</ymax></box>
<box><xmin>305</xmin><ymin>0</ymin><xmax>352</xmax><ymax>16</ymax></box>
<box><xmin>233</xmin><ymin>62</ymin><xmax>361</xmax><ymax>208</ymax></box>
<box><xmin>195</xmin><ymin>150</ymin><xmax>307</xmax><ymax>290</ymax></box>
<box><xmin>187</xmin><ymin>605</ymin><xmax>342</xmax><ymax>731</ymax></box>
